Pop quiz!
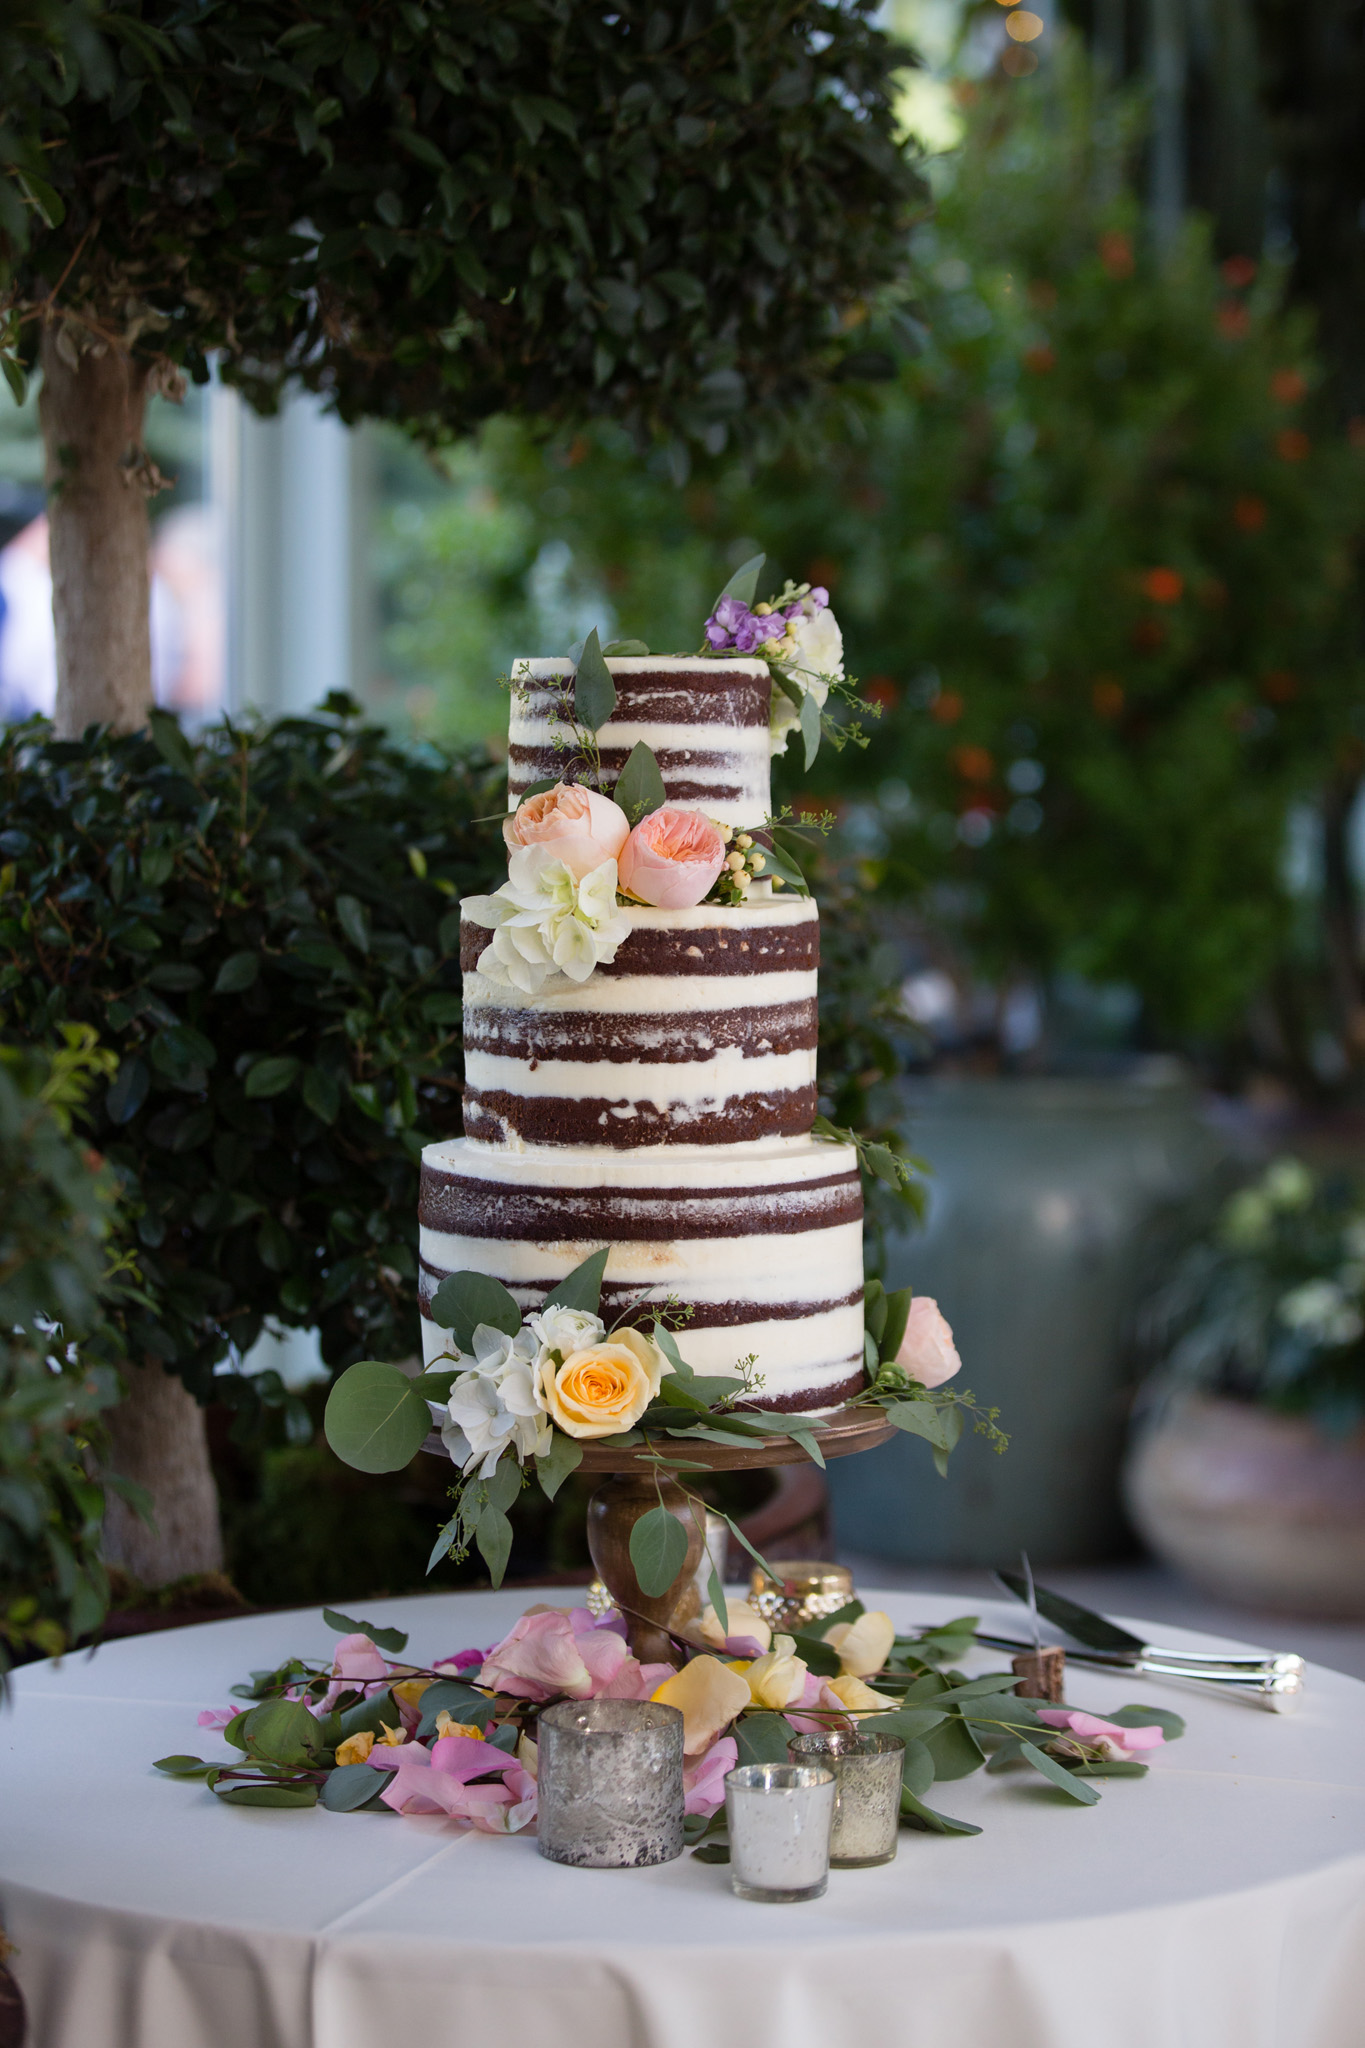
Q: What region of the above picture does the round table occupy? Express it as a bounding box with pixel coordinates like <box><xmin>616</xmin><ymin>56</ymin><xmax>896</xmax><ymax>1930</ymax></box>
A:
<box><xmin>3</xmin><ymin>1587</ymin><xmax>1364</xmax><ymax>2048</ymax></box>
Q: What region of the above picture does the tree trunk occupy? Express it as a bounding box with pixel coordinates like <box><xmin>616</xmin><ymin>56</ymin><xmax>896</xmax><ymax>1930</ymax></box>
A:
<box><xmin>39</xmin><ymin>329</ymin><xmax>226</xmax><ymax>1586</ymax></box>
<box><xmin>102</xmin><ymin>1366</ymin><xmax>225</xmax><ymax>1587</ymax></box>
<box><xmin>39</xmin><ymin>325</ymin><xmax>154</xmax><ymax>738</ymax></box>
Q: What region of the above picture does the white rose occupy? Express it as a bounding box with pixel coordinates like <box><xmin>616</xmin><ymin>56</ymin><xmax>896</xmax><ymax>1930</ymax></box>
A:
<box><xmin>527</xmin><ymin>1305</ymin><xmax>607</xmax><ymax>1360</ymax></box>
<box><xmin>465</xmin><ymin>849</ymin><xmax>630</xmax><ymax>992</ymax></box>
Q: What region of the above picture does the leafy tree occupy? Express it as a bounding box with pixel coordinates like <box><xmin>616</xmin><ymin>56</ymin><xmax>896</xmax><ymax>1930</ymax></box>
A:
<box><xmin>435</xmin><ymin>51</ymin><xmax>1365</xmax><ymax>1076</ymax></box>
<box><xmin>1</xmin><ymin>0</ymin><xmax>921</xmax><ymax>732</ymax></box>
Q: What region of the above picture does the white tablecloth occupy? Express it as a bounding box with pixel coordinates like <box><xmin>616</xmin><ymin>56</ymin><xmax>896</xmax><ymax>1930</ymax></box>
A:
<box><xmin>3</xmin><ymin>1587</ymin><xmax>1364</xmax><ymax>2048</ymax></box>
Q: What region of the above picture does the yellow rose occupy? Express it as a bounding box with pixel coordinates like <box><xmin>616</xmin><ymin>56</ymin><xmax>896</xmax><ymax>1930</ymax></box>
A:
<box><xmin>825</xmin><ymin>1610</ymin><xmax>895</xmax><ymax>1678</ymax></box>
<box><xmin>652</xmin><ymin>1655</ymin><xmax>752</xmax><ymax>1755</ymax></box>
<box><xmin>536</xmin><ymin>1325</ymin><xmax>666</xmax><ymax>1439</ymax></box>
<box><xmin>335</xmin><ymin>1730</ymin><xmax>375</xmax><ymax>1766</ymax></box>
<box><xmin>390</xmin><ymin>1677</ymin><xmax>434</xmax><ymax>1712</ymax></box>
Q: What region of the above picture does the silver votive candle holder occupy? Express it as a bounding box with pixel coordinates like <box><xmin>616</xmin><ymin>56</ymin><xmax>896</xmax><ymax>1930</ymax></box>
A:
<box><xmin>537</xmin><ymin>1698</ymin><xmax>685</xmax><ymax>1869</ymax></box>
<box><xmin>724</xmin><ymin>1761</ymin><xmax>837</xmax><ymax>1902</ymax></box>
<box><xmin>788</xmin><ymin>1730</ymin><xmax>905</xmax><ymax>1868</ymax></box>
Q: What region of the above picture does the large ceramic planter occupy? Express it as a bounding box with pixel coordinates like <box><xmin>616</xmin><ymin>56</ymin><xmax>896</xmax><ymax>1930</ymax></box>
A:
<box><xmin>1124</xmin><ymin>1392</ymin><xmax>1365</xmax><ymax>1617</ymax></box>
<box><xmin>828</xmin><ymin>1071</ymin><xmax>1222</xmax><ymax>1565</ymax></box>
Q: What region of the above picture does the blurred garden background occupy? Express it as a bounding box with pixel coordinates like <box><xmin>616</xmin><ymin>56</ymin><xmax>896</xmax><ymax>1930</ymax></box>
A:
<box><xmin>7</xmin><ymin>0</ymin><xmax>1365</xmax><ymax>1680</ymax></box>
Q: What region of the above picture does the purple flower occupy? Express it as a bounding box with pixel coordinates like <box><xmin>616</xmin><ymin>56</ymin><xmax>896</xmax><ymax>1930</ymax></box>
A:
<box><xmin>808</xmin><ymin>586</ymin><xmax>829</xmax><ymax>609</ymax></box>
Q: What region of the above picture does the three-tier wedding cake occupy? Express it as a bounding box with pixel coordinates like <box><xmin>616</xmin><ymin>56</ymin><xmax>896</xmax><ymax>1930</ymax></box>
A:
<box><xmin>417</xmin><ymin>654</ymin><xmax>865</xmax><ymax>1414</ymax></box>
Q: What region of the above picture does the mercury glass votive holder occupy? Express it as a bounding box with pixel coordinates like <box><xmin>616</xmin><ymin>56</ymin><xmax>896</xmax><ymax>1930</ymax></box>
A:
<box><xmin>787</xmin><ymin>1730</ymin><xmax>905</xmax><ymax>1868</ymax></box>
<box><xmin>537</xmin><ymin>1698</ymin><xmax>685</xmax><ymax>1869</ymax></box>
<box><xmin>724</xmin><ymin>1762</ymin><xmax>837</xmax><ymax>1903</ymax></box>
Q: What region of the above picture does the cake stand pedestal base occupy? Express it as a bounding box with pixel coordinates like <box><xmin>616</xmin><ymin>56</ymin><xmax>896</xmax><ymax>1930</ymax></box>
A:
<box><xmin>575</xmin><ymin>1407</ymin><xmax>898</xmax><ymax>1666</ymax></box>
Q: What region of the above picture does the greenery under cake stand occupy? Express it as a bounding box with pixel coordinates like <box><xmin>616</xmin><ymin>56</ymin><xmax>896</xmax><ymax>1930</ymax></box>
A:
<box><xmin>427</xmin><ymin>1407</ymin><xmax>896</xmax><ymax>1666</ymax></box>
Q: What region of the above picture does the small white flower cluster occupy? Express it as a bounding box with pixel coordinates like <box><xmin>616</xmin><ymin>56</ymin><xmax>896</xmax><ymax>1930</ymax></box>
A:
<box><xmin>464</xmin><ymin>844</ymin><xmax>630</xmax><ymax>996</ymax></box>
<box><xmin>439</xmin><ymin>1305</ymin><xmax>606</xmax><ymax>1477</ymax></box>
<box><xmin>1277</xmin><ymin>1279</ymin><xmax>1365</xmax><ymax>1349</ymax></box>
<box><xmin>767</xmin><ymin>586</ymin><xmax>844</xmax><ymax>757</ymax></box>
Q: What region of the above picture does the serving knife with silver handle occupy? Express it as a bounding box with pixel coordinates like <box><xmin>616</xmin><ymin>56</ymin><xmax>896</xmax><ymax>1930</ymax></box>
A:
<box><xmin>985</xmin><ymin>1571</ymin><xmax>1306</xmax><ymax>1712</ymax></box>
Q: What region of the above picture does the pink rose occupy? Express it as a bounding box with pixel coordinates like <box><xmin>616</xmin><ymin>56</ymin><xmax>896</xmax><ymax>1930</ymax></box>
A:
<box><xmin>1036</xmin><ymin>1709</ymin><xmax>1166</xmax><ymax>1762</ymax></box>
<box><xmin>478</xmin><ymin>1607</ymin><xmax>662</xmax><ymax>1703</ymax></box>
<box><xmin>503</xmin><ymin>782</ymin><xmax>629</xmax><ymax>881</ymax></box>
<box><xmin>330</xmin><ymin>1632</ymin><xmax>389</xmax><ymax>1683</ymax></box>
<box><xmin>197</xmin><ymin>1707</ymin><xmax>237</xmax><ymax>1731</ymax></box>
<box><xmin>618</xmin><ymin>805</ymin><xmax>726</xmax><ymax>909</ymax></box>
<box><xmin>896</xmin><ymin>1296</ymin><xmax>961</xmax><ymax>1388</ymax></box>
<box><xmin>370</xmin><ymin>1734</ymin><xmax>538</xmax><ymax>1833</ymax></box>
<box><xmin>683</xmin><ymin>1736</ymin><xmax>738</xmax><ymax>1818</ymax></box>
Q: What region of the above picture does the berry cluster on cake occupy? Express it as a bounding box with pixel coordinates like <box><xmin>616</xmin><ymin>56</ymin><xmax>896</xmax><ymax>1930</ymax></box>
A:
<box><xmin>419</xmin><ymin>588</ymin><xmax>866</xmax><ymax>1416</ymax></box>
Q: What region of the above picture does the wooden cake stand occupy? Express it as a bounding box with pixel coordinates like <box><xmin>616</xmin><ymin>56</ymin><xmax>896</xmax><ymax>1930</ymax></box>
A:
<box><xmin>426</xmin><ymin>1407</ymin><xmax>895</xmax><ymax>1666</ymax></box>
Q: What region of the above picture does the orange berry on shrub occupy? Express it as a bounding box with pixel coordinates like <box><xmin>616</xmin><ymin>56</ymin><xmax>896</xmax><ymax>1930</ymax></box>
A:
<box><xmin>1233</xmin><ymin>495</ymin><xmax>1267</xmax><ymax>532</ymax></box>
<box><xmin>952</xmin><ymin>744</ymin><xmax>995</xmax><ymax>783</ymax></box>
<box><xmin>1276</xmin><ymin>428</ymin><xmax>1310</xmax><ymax>462</ymax></box>
<box><xmin>1217</xmin><ymin>302</ymin><xmax>1251</xmax><ymax>339</ymax></box>
<box><xmin>1270</xmin><ymin>368</ymin><xmax>1307</xmax><ymax>405</ymax></box>
<box><xmin>865</xmin><ymin>675</ymin><xmax>899</xmax><ymax>709</ymax></box>
<box><xmin>1132</xmin><ymin>617</ymin><xmax>1166</xmax><ymax>652</ymax></box>
<box><xmin>930</xmin><ymin>690</ymin><xmax>965</xmax><ymax>724</ymax></box>
<box><xmin>1141</xmin><ymin>567</ymin><xmax>1183</xmax><ymax>605</ymax></box>
<box><xmin>1221</xmin><ymin>255</ymin><xmax>1258</xmax><ymax>289</ymax></box>
<box><xmin>1097</xmin><ymin>230</ymin><xmax>1134</xmax><ymax>278</ymax></box>
<box><xmin>1023</xmin><ymin>344</ymin><xmax>1056</xmax><ymax>373</ymax></box>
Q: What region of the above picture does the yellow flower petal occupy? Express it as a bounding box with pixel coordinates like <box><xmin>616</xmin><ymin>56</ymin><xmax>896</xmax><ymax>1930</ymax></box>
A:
<box><xmin>334</xmin><ymin>1730</ymin><xmax>375</xmax><ymax>1766</ymax></box>
<box><xmin>825</xmin><ymin>1610</ymin><xmax>896</xmax><ymax>1678</ymax></box>
<box><xmin>391</xmin><ymin>1678</ymin><xmax>434</xmax><ymax>1711</ymax></box>
<box><xmin>743</xmin><ymin>1633</ymin><xmax>807</xmax><ymax>1709</ymax></box>
<box><xmin>699</xmin><ymin>1600</ymin><xmax>772</xmax><ymax>1654</ymax></box>
<box><xmin>652</xmin><ymin>1655</ymin><xmax>753</xmax><ymax>1755</ymax></box>
<box><xmin>377</xmin><ymin>1720</ymin><xmax>407</xmax><ymax>1747</ymax></box>
<box><xmin>433</xmin><ymin>1711</ymin><xmax>484</xmax><ymax>1741</ymax></box>
<box><xmin>826</xmin><ymin>1674</ymin><xmax>899</xmax><ymax>1712</ymax></box>
<box><xmin>517</xmin><ymin>1732</ymin><xmax>539</xmax><ymax>1780</ymax></box>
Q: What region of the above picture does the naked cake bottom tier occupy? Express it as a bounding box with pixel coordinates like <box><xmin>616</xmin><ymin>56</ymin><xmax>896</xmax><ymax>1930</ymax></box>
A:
<box><xmin>418</xmin><ymin>1134</ymin><xmax>866</xmax><ymax>1412</ymax></box>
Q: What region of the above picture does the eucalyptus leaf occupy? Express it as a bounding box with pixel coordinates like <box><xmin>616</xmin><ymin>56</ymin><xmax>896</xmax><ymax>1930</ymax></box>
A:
<box><xmin>153</xmin><ymin>1754</ymin><xmax>211</xmax><ymax>1776</ymax></box>
<box><xmin>338</xmin><ymin>1688</ymin><xmax>399</xmax><ymax>1741</ymax></box>
<box><xmin>800</xmin><ymin>687</ymin><xmax>821</xmax><ymax>769</ymax></box>
<box><xmin>691</xmin><ymin>1841</ymin><xmax>732</xmax><ymax>1864</ymax></box>
<box><xmin>880</xmin><ymin>1287</ymin><xmax>913</xmax><ymax>1365</ymax></box>
<box><xmin>322</xmin><ymin>1608</ymin><xmax>409</xmax><ymax>1653</ymax></box>
<box><xmin>428</xmin><ymin>1270</ymin><xmax>522</xmax><ymax>1348</ymax></box>
<box><xmin>922</xmin><ymin>1712</ymin><xmax>987</xmax><ymax>1782</ymax></box>
<box><xmin>536</xmin><ymin>1430</ymin><xmax>584</xmax><ymax>1501</ymax></box>
<box><xmin>601</xmin><ymin>638</ymin><xmax>650</xmax><ymax>656</ymax></box>
<box><xmin>215</xmin><ymin>1782</ymin><xmax>319</xmax><ymax>1809</ymax></box>
<box><xmin>414</xmin><ymin>1679</ymin><xmax>495</xmax><ymax>1739</ymax></box>
<box><xmin>706</xmin><ymin>1561</ymin><xmax>729</xmax><ymax>1637</ymax></box>
<box><xmin>651</xmin><ymin>1320</ymin><xmax>690</xmax><ymax>1374</ymax></box>
<box><xmin>323</xmin><ymin>1361</ymin><xmax>432</xmax><ymax>1473</ymax></box>
<box><xmin>573</xmin><ymin>628</ymin><xmax>617</xmax><ymax>732</ymax></box>
<box><xmin>612</xmin><ymin>740</ymin><xmax>667</xmax><ymax>823</ymax></box>
<box><xmin>475</xmin><ymin>1502</ymin><xmax>513</xmax><ymax>1586</ymax></box>
<box><xmin>629</xmin><ymin>1502</ymin><xmax>689</xmax><ymax>1596</ymax></box>
<box><xmin>1018</xmin><ymin>1739</ymin><xmax>1102</xmax><ymax>1804</ymax></box>
<box><xmin>734</xmin><ymin>1711</ymin><xmax>791</xmax><ymax>1766</ymax></box>
<box><xmin>757</xmin><ymin>835</ymin><xmax>809</xmax><ymax>895</ymax></box>
<box><xmin>802</xmin><ymin>1599</ymin><xmax>865</xmax><ymax>1640</ymax></box>
<box><xmin>863</xmin><ymin>1279</ymin><xmax>887</xmax><ymax>1346</ymax></box>
<box><xmin>240</xmin><ymin>1697</ymin><xmax>328</xmax><ymax>1767</ymax></box>
<box><xmin>484</xmin><ymin>1450</ymin><xmax>524</xmax><ymax>1515</ymax></box>
<box><xmin>899</xmin><ymin>1737</ymin><xmax>936</xmax><ymax>1798</ymax></box>
<box><xmin>410</xmin><ymin>1368</ymin><xmax>458</xmax><ymax>1403</ymax></box>
<box><xmin>884</xmin><ymin>1400</ymin><xmax>954</xmax><ymax>1451</ymax></box>
<box><xmin>717</xmin><ymin>552</ymin><xmax>765</xmax><ymax>606</ymax></box>
<box><xmin>321</xmin><ymin>1763</ymin><xmax>395</xmax><ymax>1811</ymax></box>
<box><xmin>899</xmin><ymin>1789</ymin><xmax>982</xmax><ymax>1836</ymax></box>
<box><xmin>788</xmin><ymin>1631</ymin><xmax>841</xmax><ymax>1677</ymax></box>
<box><xmin>1107</xmin><ymin>1704</ymin><xmax>1186</xmax><ymax>1740</ymax></box>
<box><xmin>543</xmin><ymin>1245</ymin><xmax>609</xmax><ymax>1315</ymax></box>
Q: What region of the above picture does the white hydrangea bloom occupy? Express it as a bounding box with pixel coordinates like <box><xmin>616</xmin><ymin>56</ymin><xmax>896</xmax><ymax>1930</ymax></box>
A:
<box><xmin>526</xmin><ymin>1304</ymin><xmax>607</xmax><ymax>1363</ymax></box>
<box><xmin>443</xmin><ymin>1320</ymin><xmax>553</xmax><ymax>1477</ymax></box>
<box><xmin>464</xmin><ymin>847</ymin><xmax>630</xmax><ymax>993</ymax></box>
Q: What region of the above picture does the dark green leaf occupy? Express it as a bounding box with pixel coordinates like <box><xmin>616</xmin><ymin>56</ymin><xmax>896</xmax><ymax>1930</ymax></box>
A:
<box><xmin>323</xmin><ymin>1361</ymin><xmax>432</xmax><ymax>1473</ymax></box>
<box><xmin>239</xmin><ymin>1697</ymin><xmax>327</xmax><ymax>1767</ymax></box>
<box><xmin>612</xmin><ymin>740</ymin><xmax>667</xmax><ymax>823</ymax></box>
<box><xmin>536</xmin><ymin>1430</ymin><xmax>583</xmax><ymax>1501</ymax></box>
<box><xmin>543</xmin><ymin>1245</ymin><xmax>609</xmax><ymax>1316</ymax></box>
<box><xmin>428</xmin><ymin>1270</ymin><xmax>522</xmax><ymax>1348</ymax></box>
<box><xmin>147</xmin><ymin>709</ymin><xmax>197</xmax><ymax>779</ymax></box>
<box><xmin>153</xmin><ymin>1753</ymin><xmax>210</xmax><ymax>1775</ymax></box>
<box><xmin>573</xmin><ymin>628</ymin><xmax>617</xmax><ymax>732</ymax></box>
<box><xmin>629</xmin><ymin>1502</ymin><xmax>689</xmax><ymax>1596</ymax></box>
<box><xmin>244</xmin><ymin>1055</ymin><xmax>301</xmax><ymax>1099</ymax></box>
<box><xmin>921</xmin><ymin>1712</ymin><xmax>987</xmax><ymax>1781</ymax></box>
<box><xmin>106</xmin><ymin>1056</ymin><xmax>149</xmax><ymax>1124</ymax></box>
<box><xmin>1107</xmin><ymin>1705</ymin><xmax>1186</xmax><ymax>1740</ymax></box>
<box><xmin>601</xmin><ymin>638</ymin><xmax>649</xmax><ymax>656</ymax></box>
<box><xmin>707</xmin><ymin>1561</ymin><xmax>729</xmax><ymax>1637</ymax></box>
<box><xmin>321</xmin><ymin>1763</ymin><xmax>394</xmax><ymax>1811</ymax></box>
<box><xmin>322</xmin><ymin>1607</ymin><xmax>409</xmax><ymax>1653</ymax></box>
<box><xmin>301</xmin><ymin>1065</ymin><xmax>340</xmax><ymax>1123</ymax></box>
<box><xmin>338</xmin><ymin>1688</ymin><xmax>399</xmax><ymax>1740</ymax></box>
<box><xmin>788</xmin><ymin>1630</ymin><xmax>841</xmax><ymax>1676</ymax></box>
<box><xmin>335</xmin><ymin>894</ymin><xmax>370</xmax><ymax>954</ymax></box>
<box><xmin>691</xmin><ymin>1841</ymin><xmax>731</xmax><ymax>1864</ymax></box>
<box><xmin>864</xmin><ymin>1143</ymin><xmax>902</xmax><ymax>1189</ymax></box>
<box><xmin>863</xmin><ymin>1279</ymin><xmax>887</xmax><ymax>1346</ymax></box>
<box><xmin>899</xmin><ymin>1737</ymin><xmax>936</xmax><ymax>1797</ymax></box>
<box><xmin>801</xmin><ymin>1598</ymin><xmax>864</xmax><ymax>1641</ymax></box>
<box><xmin>1018</xmin><ymin>1739</ymin><xmax>1102</xmax><ymax>1803</ymax></box>
<box><xmin>884</xmin><ymin>1400</ymin><xmax>954</xmax><ymax>1451</ymax></box>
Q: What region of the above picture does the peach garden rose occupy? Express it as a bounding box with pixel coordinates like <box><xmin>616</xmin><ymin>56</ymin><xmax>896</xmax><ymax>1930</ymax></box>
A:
<box><xmin>896</xmin><ymin>1296</ymin><xmax>962</xmax><ymax>1388</ymax></box>
<box><xmin>503</xmin><ymin>781</ymin><xmax>629</xmax><ymax>881</ymax></box>
<box><xmin>535</xmin><ymin>1324</ymin><xmax>668</xmax><ymax>1439</ymax></box>
<box><xmin>617</xmin><ymin>804</ymin><xmax>726</xmax><ymax>909</ymax></box>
